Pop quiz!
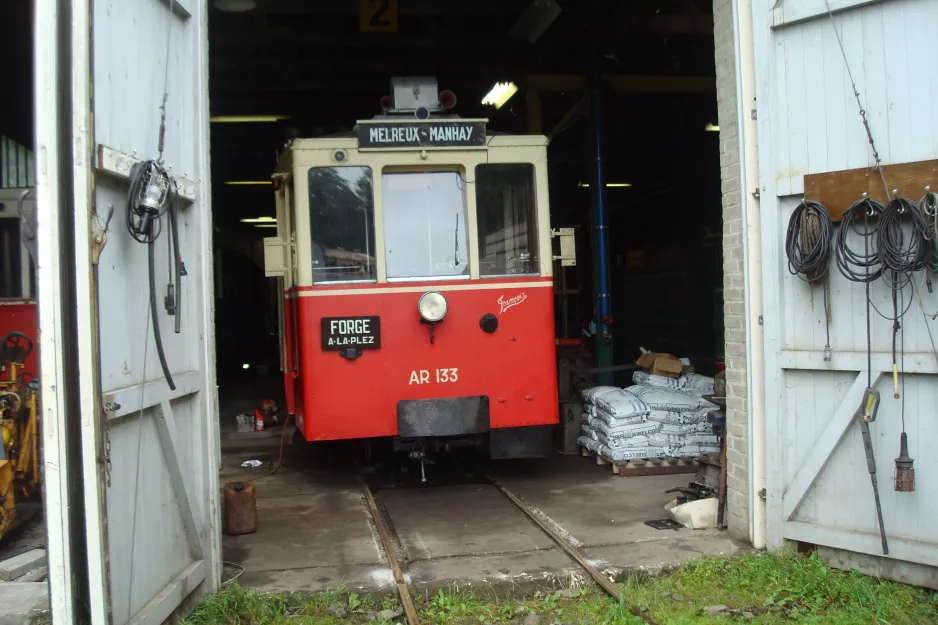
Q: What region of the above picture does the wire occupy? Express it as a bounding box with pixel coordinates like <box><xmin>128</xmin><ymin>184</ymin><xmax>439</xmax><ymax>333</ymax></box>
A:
<box><xmin>785</xmin><ymin>200</ymin><xmax>833</xmax><ymax>283</ymax></box>
<box><xmin>877</xmin><ymin>197</ymin><xmax>928</xmax><ymax>278</ymax></box>
<box><xmin>824</xmin><ymin>0</ymin><xmax>890</xmax><ymax>201</ymax></box>
<box><xmin>836</xmin><ymin>198</ymin><xmax>883</xmax><ymax>283</ymax></box>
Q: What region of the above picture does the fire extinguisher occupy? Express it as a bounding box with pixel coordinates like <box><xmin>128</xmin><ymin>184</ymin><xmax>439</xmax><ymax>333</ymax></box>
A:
<box><xmin>254</xmin><ymin>409</ymin><xmax>265</xmax><ymax>432</ymax></box>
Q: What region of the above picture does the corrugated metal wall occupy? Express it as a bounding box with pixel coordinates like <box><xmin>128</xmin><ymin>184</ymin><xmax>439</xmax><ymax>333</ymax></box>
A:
<box><xmin>752</xmin><ymin>0</ymin><xmax>938</xmax><ymax>586</ymax></box>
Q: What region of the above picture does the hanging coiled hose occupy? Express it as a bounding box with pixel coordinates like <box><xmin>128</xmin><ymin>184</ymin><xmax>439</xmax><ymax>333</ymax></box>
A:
<box><xmin>836</xmin><ymin>198</ymin><xmax>884</xmax><ymax>283</ymax></box>
<box><xmin>877</xmin><ymin>197</ymin><xmax>929</xmax><ymax>292</ymax></box>
<box><xmin>785</xmin><ymin>200</ymin><xmax>833</xmax><ymax>283</ymax></box>
<box><xmin>919</xmin><ymin>189</ymin><xmax>938</xmax><ymax>273</ymax></box>
<box><xmin>126</xmin><ymin>160</ymin><xmax>181</xmax><ymax>391</ymax></box>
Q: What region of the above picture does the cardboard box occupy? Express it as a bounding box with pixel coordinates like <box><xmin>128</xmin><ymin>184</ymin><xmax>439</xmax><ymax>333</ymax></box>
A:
<box><xmin>635</xmin><ymin>351</ymin><xmax>683</xmax><ymax>378</ymax></box>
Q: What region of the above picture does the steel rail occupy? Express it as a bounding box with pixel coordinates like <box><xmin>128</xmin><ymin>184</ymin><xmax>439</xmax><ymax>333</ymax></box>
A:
<box><xmin>357</xmin><ymin>474</ymin><xmax>421</xmax><ymax>625</ymax></box>
<box><xmin>484</xmin><ymin>474</ymin><xmax>659</xmax><ymax>625</ymax></box>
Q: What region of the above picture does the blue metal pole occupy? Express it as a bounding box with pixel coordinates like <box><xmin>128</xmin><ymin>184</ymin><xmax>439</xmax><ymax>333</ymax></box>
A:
<box><xmin>588</xmin><ymin>40</ymin><xmax>614</xmax><ymax>385</ymax></box>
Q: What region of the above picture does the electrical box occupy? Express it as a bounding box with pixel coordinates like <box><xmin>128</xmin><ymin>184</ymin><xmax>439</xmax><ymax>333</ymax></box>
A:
<box><xmin>391</xmin><ymin>76</ymin><xmax>439</xmax><ymax>111</ymax></box>
<box><xmin>551</xmin><ymin>228</ymin><xmax>576</xmax><ymax>267</ymax></box>
<box><xmin>264</xmin><ymin>237</ymin><xmax>286</xmax><ymax>277</ymax></box>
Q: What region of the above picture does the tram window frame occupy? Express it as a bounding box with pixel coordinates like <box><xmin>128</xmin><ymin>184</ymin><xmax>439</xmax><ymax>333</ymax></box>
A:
<box><xmin>307</xmin><ymin>165</ymin><xmax>378</xmax><ymax>284</ymax></box>
<box><xmin>474</xmin><ymin>163</ymin><xmax>540</xmax><ymax>278</ymax></box>
<box><xmin>380</xmin><ymin>167</ymin><xmax>471</xmax><ymax>282</ymax></box>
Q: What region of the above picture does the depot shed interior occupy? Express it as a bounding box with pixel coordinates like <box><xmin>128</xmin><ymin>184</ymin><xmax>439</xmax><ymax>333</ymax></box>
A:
<box><xmin>205</xmin><ymin>0</ymin><xmax>725</xmax><ymax>387</ymax></box>
<box><xmin>1</xmin><ymin>0</ymin><xmax>726</xmax><ymax>385</ymax></box>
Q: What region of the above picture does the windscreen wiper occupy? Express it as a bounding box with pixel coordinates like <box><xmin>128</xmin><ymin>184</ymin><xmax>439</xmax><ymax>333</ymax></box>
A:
<box><xmin>454</xmin><ymin>213</ymin><xmax>460</xmax><ymax>266</ymax></box>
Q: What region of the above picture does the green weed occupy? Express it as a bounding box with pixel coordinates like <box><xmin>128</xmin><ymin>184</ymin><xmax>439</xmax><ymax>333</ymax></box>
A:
<box><xmin>184</xmin><ymin>552</ymin><xmax>938</xmax><ymax>625</ymax></box>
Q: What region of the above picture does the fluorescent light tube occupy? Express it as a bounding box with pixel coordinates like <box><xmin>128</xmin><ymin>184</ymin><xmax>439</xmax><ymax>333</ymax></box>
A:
<box><xmin>210</xmin><ymin>115</ymin><xmax>288</xmax><ymax>123</ymax></box>
<box><xmin>481</xmin><ymin>82</ymin><xmax>519</xmax><ymax>110</ymax></box>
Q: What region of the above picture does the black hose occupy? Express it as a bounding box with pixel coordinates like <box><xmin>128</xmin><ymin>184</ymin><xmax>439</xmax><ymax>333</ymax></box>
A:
<box><xmin>785</xmin><ymin>200</ymin><xmax>833</xmax><ymax>283</ymax></box>
<box><xmin>128</xmin><ymin>159</ymin><xmax>177</xmax><ymax>390</ymax></box>
<box><xmin>149</xmin><ymin>240</ymin><xmax>176</xmax><ymax>391</ymax></box>
<box><xmin>836</xmin><ymin>198</ymin><xmax>884</xmax><ymax>283</ymax></box>
<box><xmin>877</xmin><ymin>197</ymin><xmax>928</xmax><ymax>281</ymax></box>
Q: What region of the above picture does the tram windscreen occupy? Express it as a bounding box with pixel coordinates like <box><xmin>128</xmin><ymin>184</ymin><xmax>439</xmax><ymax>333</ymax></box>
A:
<box><xmin>382</xmin><ymin>171</ymin><xmax>469</xmax><ymax>280</ymax></box>
<box><xmin>474</xmin><ymin>164</ymin><xmax>539</xmax><ymax>276</ymax></box>
<box><xmin>307</xmin><ymin>166</ymin><xmax>377</xmax><ymax>283</ymax></box>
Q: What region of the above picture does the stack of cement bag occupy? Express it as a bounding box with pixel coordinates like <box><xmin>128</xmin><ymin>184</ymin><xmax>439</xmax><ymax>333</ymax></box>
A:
<box><xmin>578</xmin><ymin>373</ymin><xmax>720</xmax><ymax>462</ymax></box>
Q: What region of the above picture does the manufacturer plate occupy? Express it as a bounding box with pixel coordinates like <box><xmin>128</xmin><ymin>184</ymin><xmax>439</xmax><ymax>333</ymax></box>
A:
<box><xmin>321</xmin><ymin>316</ymin><xmax>381</xmax><ymax>350</ymax></box>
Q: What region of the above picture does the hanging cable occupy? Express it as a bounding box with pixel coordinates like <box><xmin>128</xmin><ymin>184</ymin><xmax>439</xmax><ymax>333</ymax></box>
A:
<box><xmin>126</xmin><ymin>160</ymin><xmax>180</xmax><ymax>390</ymax></box>
<box><xmin>785</xmin><ymin>200</ymin><xmax>833</xmax><ymax>283</ymax></box>
<box><xmin>786</xmin><ymin>200</ymin><xmax>834</xmax><ymax>357</ymax></box>
<box><xmin>836</xmin><ymin>197</ymin><xmax>884</xmax><ymax>283</ymax></box>
<box><xmin>877</xmin><ymin>197</ymin><xmax>928</xmax><ymax>280</ymax></box>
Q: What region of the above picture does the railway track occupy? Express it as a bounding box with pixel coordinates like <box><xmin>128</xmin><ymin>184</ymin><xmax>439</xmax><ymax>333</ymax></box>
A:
<box><xmin>356</xmin><ymin>464</ymin><xmax>658</xmax><ymax>625</ymax></box>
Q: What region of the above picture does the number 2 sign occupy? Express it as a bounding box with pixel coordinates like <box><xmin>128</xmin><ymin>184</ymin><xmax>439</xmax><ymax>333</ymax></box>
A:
<box><xmin>359</xmin><ymin>0</ymin><xmax>398</xmax><ymax>33</ymax></box>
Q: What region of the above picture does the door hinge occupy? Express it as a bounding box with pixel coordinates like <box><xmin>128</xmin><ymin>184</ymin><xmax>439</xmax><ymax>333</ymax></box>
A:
<box><xmin>759</xmin><ymin>487</ymin><xmax>766</xmax><ymax>501</ymax></box>
<box><xmin>751</xmin><ymin>109</ymin><xmax>757</xmax><ymax>120</ymax></box>
<box><xmin>91</xmin><ymin>204</ymin><xmax>114</xmax><ymax>265</ymax></box>
<box><xmin>758</xmin><ymin>314</ymin><xmax>764</xmax><ymax>326</ymax></box>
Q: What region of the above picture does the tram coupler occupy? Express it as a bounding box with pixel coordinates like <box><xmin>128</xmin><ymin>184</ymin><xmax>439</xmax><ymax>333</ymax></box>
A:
<box><xmin>407</xmin><ymin>450</ymin><xmax>434</xmax><ymax>483</ymax></box>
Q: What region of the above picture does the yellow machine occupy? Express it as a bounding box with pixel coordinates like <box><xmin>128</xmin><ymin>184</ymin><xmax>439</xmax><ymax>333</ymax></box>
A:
<box><xmin>0</xmin><ymin>332</ymin><xmax>40</xmax><ymax>540</ymax></box>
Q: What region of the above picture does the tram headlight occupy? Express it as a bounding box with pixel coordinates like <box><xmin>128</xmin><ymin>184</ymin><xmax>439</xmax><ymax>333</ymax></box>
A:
<box><xmin>418</xmin><ymin>291</ymin><xmax>447</xmax><ymax>323</ymax></box>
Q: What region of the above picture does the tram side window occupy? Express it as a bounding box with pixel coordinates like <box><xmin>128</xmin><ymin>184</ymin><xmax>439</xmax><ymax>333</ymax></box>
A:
<box><xmin>308</xmin><ymin>166</ymin><xmax>377</xmax><ymax>283</ymax></box>
<box><xmin>475</xmin><ymin>164</ymin><xmax>539</xmax><ymax>276</ymax></box>
<box><xmin>0</xmin><ymin>220</ymin><xmax>23</xmax><ymax>298</ymax></box>
<box><xmin>382</xmin><ymin>171</ymin><xmax>469</xmax><ymax>280</ymax></box>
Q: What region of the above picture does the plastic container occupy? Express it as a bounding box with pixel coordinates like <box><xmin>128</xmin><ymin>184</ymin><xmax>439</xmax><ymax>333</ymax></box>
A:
<box><xmin>223</xmin><ymin>481</ymin><xmax>257</xmax><ymax>535</ymax></box>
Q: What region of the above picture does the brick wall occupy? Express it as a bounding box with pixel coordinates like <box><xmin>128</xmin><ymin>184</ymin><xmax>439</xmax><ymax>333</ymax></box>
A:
<box><xmin>713</xmin><ymin>0</ymin><xmax>750</xmax><ymax>543</ymax></box>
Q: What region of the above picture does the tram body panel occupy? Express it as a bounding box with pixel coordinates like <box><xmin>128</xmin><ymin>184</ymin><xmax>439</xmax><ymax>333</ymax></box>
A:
<box><xmin>289</xmin><ymin>278</ymin><xmax>558</xmax><ymax>441</ymax></box>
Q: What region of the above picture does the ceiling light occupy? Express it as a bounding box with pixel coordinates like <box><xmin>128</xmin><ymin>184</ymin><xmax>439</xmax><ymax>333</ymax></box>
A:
<box><xmin>214</xmin><ymin>0</ymin><xmax>257</xmax><ymax>13</ymax></box>
<box><xmin>225</xmin><ymin>180</ymin><xmax>272</xmax><ymax>185</ymax></box>
<box><xmin>240</xmin><ymin>217</ymin><xmax>276</xmax><ymax>224</ymax></box>
<box><xmin>705</xmin><ymin>122</ymin><xmax>720</xmax><ymax>132</ymax></box>
<box><xmin>254</xmin><ymin>224</ymin><xmax>278</xmax><ymax>228</ymax></box>
<box><xmin>210</xmin><ymin>115</ymin><xmax>288</xmax><ymax>123</ymax></box>
<box><xmin>481</xmin><ymin>82</ymin><xmax>519</xmax><ymax>110</ymax></box>
<box><xmin>577</xmin><ymin>182</ymin><xmax>632</xmax><ymax>188</ymax></box>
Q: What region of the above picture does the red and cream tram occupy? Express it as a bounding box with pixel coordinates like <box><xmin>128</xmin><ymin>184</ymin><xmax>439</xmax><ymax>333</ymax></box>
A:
<box><xmin>265</xmin><ymin>78</ymin><xmax>572</xmax><ymax>460</ymax></box>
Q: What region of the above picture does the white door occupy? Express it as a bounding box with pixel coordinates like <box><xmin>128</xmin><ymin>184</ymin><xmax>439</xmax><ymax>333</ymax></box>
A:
<box><xmin>36</xmin><ymin>0</ymin><xmax>220</xmax><ymax>622</ymax></box>
<box><xmin>752</xmin><ymin>0</ymin><xmax>938</xmax><ymax>577</ymax></box>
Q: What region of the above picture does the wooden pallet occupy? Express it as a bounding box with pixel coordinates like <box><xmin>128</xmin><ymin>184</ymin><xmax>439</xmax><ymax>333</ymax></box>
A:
<box><xmin>579</xmin><ymin>446</ymin><xmax>717</xmax><ymax>477</ymax></box>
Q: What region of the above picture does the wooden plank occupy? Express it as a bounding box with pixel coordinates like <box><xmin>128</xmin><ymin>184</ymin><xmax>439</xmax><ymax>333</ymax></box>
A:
<box><xmin>771</xmin><ymin>0</ymin><xmax>887</xmax><ymax>29</ymax></box>
<box><xmin>779</xmin><ymin>350</ymin><xmax>938</xmax><ymax>374</ymax></box>
<box><xmin>128</xmin><ymin>560</ymin><xmax>206</xmax><ymax>625</ymax></box>
<box><xmin>803</xmin><ymin>159</ymin><xmax>938</xmax><ymax>221</ymax></box>
<box><xmin>783</xmin><ymin>521</ymin><xmax>938</xmax><ymax>568</ymax></box>
<box><xmin>95</xmin><ymin>144</ymin><xmax>198</xmax><ymax>203</ymax></box>
<box><xmin>155</xmin><ymin>401</ymin><xmax>204</xmax><ymax>559</ymax></box>
<box><xmin>104</xmin><ymin>371</ymin><xmax>202</xmax><ymax>420</ymax></box>
<box><xmin>782</xmin><ymin>372</ymin><xmax>873</xmax><ymax>521</ymax></box>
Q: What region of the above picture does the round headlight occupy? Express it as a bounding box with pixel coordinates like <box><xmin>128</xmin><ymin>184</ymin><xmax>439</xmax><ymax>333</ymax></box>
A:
<box><xmin>418</xmin><ymin>291</ymin><xmax>447</xmax><ymax>323</ymax></box>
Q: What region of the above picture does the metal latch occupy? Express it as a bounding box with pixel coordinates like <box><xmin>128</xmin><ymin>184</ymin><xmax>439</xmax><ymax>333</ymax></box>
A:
<box><xmin>551</xmin><ymin>228</ymin><xmax>576</xmax><ymax>267</ymax></box>
<box><xmin>340</xmin><ymin>348</ymin><xmax>362</xmax><ymax>361</ymax></box>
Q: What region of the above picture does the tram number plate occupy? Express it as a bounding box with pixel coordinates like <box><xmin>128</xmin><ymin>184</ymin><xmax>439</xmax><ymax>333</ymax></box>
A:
<box><xmin>321</xmin><ymin>316</ymin><xmax>381</xmax><ymax>350</ymax></box>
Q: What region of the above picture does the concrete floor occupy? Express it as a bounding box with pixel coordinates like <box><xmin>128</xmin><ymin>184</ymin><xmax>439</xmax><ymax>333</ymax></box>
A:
<box><xmin>221</xmin><ymin>422</ymin><xmax>745</xmax><ymax>598</ymax></box>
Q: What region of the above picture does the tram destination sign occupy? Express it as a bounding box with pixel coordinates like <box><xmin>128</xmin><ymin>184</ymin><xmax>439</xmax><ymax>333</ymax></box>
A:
<box><xmin>358</xmin><ymin>120</ymin><xmax>486</xmax><ymax>149</ymax></box>
<box><xmin>321</xmin><ymin>316</ymin><xmax>381</xmax><ymax>350</ymax></box>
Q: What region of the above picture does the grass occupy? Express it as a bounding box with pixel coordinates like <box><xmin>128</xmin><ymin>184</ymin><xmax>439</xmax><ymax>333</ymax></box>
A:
<box><xmin>184</xmin><ymin>551</ymin><xmax>938</xmax><ymax>624</ymax></box>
